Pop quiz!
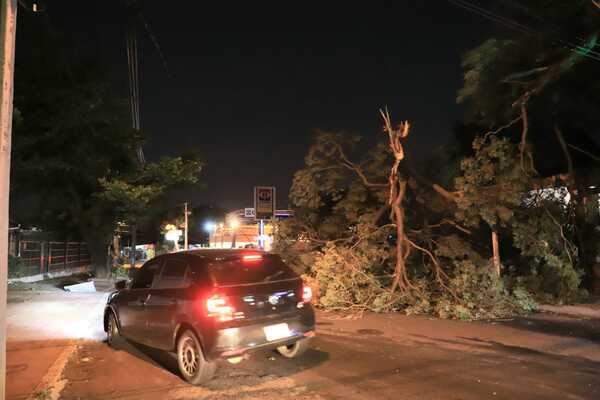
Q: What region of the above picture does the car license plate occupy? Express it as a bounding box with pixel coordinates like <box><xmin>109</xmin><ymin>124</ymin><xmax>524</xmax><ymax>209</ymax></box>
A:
<box><xmin>263</xmin><ymin>323</ymin><xmax>291</xmax><ymax>341</ymax></box>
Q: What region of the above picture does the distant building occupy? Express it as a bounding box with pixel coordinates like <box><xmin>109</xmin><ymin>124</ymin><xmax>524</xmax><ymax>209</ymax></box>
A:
<box><xmin>209</xmin><ymin>209</ymin><xmax>293</xmax><ymax>251</ymax></box>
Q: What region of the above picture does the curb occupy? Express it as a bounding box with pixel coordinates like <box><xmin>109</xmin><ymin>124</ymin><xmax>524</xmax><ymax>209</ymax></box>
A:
<box><xmin>538</xmin><ymin>304</ymin><xmax>600</xmax><ymax>319</ymax></box>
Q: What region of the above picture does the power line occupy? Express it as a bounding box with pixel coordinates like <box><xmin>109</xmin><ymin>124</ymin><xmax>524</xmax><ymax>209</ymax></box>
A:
<box><xmin>451</xmin><ymin>0</ymin><xmax>600</xmax><ymax>61</ymax></box>
<box><xmin>448</xmin><ymin>0</ymin><xmax>532</xmax><ymax>34</ymax></box>
<box><xmin>447</xmin><ymin>0</ymin><xmax>600</xmax><ymax>63</ymax></box>
<box><xmin>123</xmin><ymin>1</ymin><xmax>171</xmax><ymax>167</ymax></box>
<box><xmin>125</xmin><ymin>3</ymin><xmax>145</xmax><ymax>166</ymax></box>
<box><xmin>139</xmin><ymin>14</ymin><xmax>171</xmax><ymax>78</ymax></box>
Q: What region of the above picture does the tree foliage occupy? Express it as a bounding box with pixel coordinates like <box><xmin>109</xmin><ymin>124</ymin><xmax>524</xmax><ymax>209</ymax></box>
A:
<box><xmin>457</xmin><ymin>1</ymin><xmax>600</xmax><ymax>292</ymax></box>
<box><xmin>98</xmin><ymin>156</ymin><xmax>202</xmax><ymax>226</ymax></box>
<box><xmin>276</xmin><ymin>124</ymin><xmax>542</xmax><ymax>319</ymax></box>
<box><xmin>455</xmin><ymin>135</ymin><xmax>526</xmax><ymax>229</ymax></box>
<box><xmin>11</xmin><ymin>13</ymin><xmax>203</xmax><ymax>275</ymax></box>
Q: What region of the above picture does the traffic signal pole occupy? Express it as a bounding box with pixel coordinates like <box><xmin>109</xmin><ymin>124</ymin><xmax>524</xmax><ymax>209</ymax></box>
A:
<box><xmin>0</xmin><ymin>1</ymin><xmax>17</xmax><ymax>398</ymax></box>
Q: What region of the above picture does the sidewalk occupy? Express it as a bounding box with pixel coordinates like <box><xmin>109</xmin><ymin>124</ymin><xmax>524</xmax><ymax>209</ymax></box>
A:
<box><xmin>6</xmin><ymin>290</ymin><xmax>108</xmax><ymax>400</ymax></box>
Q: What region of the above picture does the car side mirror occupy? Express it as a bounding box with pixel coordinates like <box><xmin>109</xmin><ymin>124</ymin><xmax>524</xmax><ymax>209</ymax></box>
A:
<box><xmin>114</xmin><ymin>280</ymin><xmax>127</xmax><ymax>290</ymax></box>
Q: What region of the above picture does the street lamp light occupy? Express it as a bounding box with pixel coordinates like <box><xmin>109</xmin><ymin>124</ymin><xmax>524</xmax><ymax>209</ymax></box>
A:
<box><xmin>164</xmin><ymin>223</ymin><xmax>182</xmax><ymax>251</ymax></box>
<box><xmin>204</xmin><ymin>221</ymin><xmax>216</xmax><ymax>248</ymax></box>
<box><xmin>204</xmin><ymin>221</ymin><xmax>216</xmax><ymax>233</ymax></box>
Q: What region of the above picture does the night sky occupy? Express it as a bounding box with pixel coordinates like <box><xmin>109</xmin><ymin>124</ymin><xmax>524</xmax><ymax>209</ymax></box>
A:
<box><xmin>36</xmin><ymin>1</ymin><xmax>490</xmax><ymax>211</ymax></box>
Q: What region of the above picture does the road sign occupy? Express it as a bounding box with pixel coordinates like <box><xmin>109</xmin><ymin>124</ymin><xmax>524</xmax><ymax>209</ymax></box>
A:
<box><xmin>244</xmin><ymin>208</ymin><xmax>256</xmax><ymax>218</ymax></box>
<box><xmin>254</xmin><ymin>186</ymin><xmax>276</xmax><ymax>219</ymax></box>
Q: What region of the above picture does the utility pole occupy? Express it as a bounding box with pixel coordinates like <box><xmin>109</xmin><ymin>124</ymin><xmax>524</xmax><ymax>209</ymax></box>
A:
<box><xmin>0</xmin><ymin>2</ymin><xmax>17</xmax><ymax>398</ymax></box>
<box><xmin>129</xmin><ymin>226</ymin><xmax>137</xmax><ymax>269</ymax></box>
<box><xmin>183</xmin><ymin>202</ymin><xmax>189</xmax><ymax>250</ymax></box>
<box><xmin>219</xmin><ymin>223</ymin><xmax>223</xmax><ymax>248</ymax></box>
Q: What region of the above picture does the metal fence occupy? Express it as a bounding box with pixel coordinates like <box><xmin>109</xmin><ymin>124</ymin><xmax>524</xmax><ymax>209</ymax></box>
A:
<box><xmin>17</xmin><ymin>240</ymin><xmax>91</xmax><ymax>277</ymax></box>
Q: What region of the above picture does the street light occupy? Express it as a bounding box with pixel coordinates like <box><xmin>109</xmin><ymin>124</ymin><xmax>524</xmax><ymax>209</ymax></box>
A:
<box><xmin>204</xmin><ymin>221</ymin><xmax>216</xmax><ymax>233</ymax></box>
<box><xmin>204</xmin><ymin>221</ymin><xmax>215</xmax><ymax>248</ymax></box>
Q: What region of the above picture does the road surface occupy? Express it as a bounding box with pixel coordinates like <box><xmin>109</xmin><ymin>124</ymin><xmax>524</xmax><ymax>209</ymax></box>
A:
<box><xmin>6</xmin><ymin>288</ymin><xmax>600</xmax><ymax>400</ymax></box>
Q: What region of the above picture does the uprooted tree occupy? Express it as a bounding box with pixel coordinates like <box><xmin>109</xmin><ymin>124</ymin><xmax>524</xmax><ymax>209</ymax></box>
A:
<box><xmin>276</xmin><ymin>105</ymin><xmax>588</xmax><ymax>319</ymax></box>
<box><xmin>274</xmin><ymin>1</ymin><xmax>600</xmax><ymax>319</ymax></box>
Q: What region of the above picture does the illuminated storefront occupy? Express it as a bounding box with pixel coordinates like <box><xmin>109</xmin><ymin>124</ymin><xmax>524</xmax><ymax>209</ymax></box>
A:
<box><xmin>208</xmin><ymin>209</ymin><xmax>292</xmax><ymax>251</ymax></box>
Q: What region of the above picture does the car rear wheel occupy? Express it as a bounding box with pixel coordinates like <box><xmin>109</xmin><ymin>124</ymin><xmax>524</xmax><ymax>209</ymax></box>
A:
<box><xmin>276</xmin><ymin>338</ymin><xmax>311</xmax><ymax>358</ymax></box>
<box><xmin>176</xmin><ymin>330</ymin><xmax>216</xmax><ymax>385</ymax></box>
<box><xmin>107</xmin><ymin>312</ymin><xmax>121</xmax><ymax>348</ymax></box>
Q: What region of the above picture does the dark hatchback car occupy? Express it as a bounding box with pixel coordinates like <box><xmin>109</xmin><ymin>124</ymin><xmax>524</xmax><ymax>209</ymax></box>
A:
<box><xmin>103</xmin><ymin>249</ymin><xmax>315</xmax><ymax>385</ymax></box>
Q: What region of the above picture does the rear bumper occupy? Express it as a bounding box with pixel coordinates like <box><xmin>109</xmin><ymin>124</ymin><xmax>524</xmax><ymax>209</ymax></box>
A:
<box><xmin>207</xmin><ymin>313</ymin><xmax>315</xmax><ymax>360</ymax></box>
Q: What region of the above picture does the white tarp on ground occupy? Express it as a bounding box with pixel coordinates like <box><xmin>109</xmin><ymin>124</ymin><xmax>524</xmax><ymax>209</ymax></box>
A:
<box><xmin>64</xmin><ymin>281</ymin><xmax>96</xmax><ymax>292</ymax></box>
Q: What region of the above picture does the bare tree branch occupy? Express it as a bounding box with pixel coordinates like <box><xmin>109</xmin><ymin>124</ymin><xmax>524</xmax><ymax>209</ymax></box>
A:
<box><xmin>518</xmin><ymin>95</ymin><xmax>538</xmax><ymax>175</ymax></box>
<box><xmin>567</xmin><ymin>143</ymin><xmax>600</xmax><ymax>163</ymax></box>
<box><xmin>421</xmin><ymin>219</ymin><xmax>472</xmax><ymax>235</ymax></box>
<box><xmin>482</xmin><ymin>116</ymin><xmax>522</xmax><ymax>143</ymax></box>
<box><xmin>325</xmin><ymin>138</ymin><xmax>389</xmax><ymax>189</ymax></box>
<box><xmin>554</xmin><ymin>125</ymin><xmax>574</xmax><ymax>176</ymax></box>
<box><xmin>406</xmin><ymin>238</ymin><xmax>459</xmax><ymax>301</ymax></box>
<box><xmin>404</xmin><ymin>150</ymin><xmax>463</xmax><ymax>202</ymax></box>
<box><xmin>349</xmin><ymin>224</ymin><xmax>396</xmax><ymax>251</ymax></box>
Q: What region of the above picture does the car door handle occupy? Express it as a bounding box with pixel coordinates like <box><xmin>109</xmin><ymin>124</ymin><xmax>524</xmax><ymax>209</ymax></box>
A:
<box><xmin>140</xmin><ymin>293</ymin><xmax>151</xmax><ymax>305</ymax></box>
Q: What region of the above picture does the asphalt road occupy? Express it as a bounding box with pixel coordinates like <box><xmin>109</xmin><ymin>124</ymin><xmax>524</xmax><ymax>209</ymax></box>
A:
<box><xmin>7</xmin><ymin>288</ymin><xmax>600</xmax><ymax>400</ymax></box>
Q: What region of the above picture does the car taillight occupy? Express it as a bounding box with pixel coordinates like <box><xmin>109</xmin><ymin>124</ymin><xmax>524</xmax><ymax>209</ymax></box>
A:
<box><xmin>302</xmin><ymin>284</ymin><xmax>312</xmax><ymax>303</ymax></box>
<box><xmin>206</xmin><ymin>295</ymin><xmax>234</xmax><ymax>322</ymax></box>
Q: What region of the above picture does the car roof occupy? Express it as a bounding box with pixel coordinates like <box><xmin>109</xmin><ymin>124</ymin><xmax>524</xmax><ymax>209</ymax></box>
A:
<box><xmin>181</xmin><ymin>248</ymin><xmax>269</xmax><ymax>261</ymax></box>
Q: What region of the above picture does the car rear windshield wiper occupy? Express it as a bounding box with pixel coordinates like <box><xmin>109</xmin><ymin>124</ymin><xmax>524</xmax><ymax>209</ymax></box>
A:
<box><xmin>262</xmin><ymin>270</ymin><xmax>285</xmax><ymax>282</ymax></box>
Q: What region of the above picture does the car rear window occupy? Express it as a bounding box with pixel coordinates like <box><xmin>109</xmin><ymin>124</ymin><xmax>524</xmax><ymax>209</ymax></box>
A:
<box><xmin>209</xmin><ymin>254</ymin><xmax>297</xmax><ymax>286</ymax></box>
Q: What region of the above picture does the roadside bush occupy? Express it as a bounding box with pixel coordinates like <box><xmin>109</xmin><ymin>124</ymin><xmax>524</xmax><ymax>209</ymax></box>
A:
<box><xmin>425</xmin><ymin>234</ymin><xmax>536</xmax><ymax>320</ymax></box>
<box><xmin>511</xmin><ymin>200</ymin><xmax>586</xmax><ymax>304</ymax></box>
<box><xmin>8</xmin><ymin>255</ymin><xmax>24</xmax><ymax>278</ymax></box>
<box><xmin>430</xmin><ymin>261</ymin><xmax>536</xmax><ymax>320</ymax></box>
<box><xmin>111</xmin><ymin>264</ymin><xmax>129</xmax><ymax>279</ymax></box>
<box><xmin>298</xmin><ymin>233</ymin><xmax>539</xmax><ymax>320</ymax></box>
<box><xmin>310</xmin><ymin>243</ymin><xmax>401</xmax><ymax>313</ymax></box>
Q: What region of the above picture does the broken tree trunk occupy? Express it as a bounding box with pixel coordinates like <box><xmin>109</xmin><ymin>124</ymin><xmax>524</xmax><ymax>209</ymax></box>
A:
<box><xmin>380</xmin><ymin>109</ymin><xmax>412</xmax><ymax>294</ymax></box>
<box><xmin>390</xmin><ymin>180</ymin><xmax>410</xmax><ymax>293</ymax></box>
<box><xmin>491</xmin><ymin>230</ymin><xmax>500</xmax><ymax>277</ymax></box>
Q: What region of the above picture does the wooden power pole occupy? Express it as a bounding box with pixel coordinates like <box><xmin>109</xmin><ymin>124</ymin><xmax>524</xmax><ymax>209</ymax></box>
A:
<box><xmin>183</xmin><ymin>202</ymin><xmax>189</xmax><ymax>250</ymax></box>
<box><xmin>0</xmin><ymin>1</ymin><xmax>17</xmax><ymax>398</ymax></box>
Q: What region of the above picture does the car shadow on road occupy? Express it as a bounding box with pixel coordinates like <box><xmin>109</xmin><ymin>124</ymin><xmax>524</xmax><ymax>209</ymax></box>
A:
<box><xmin>110</xmin><ymin>338</ymin><xmax>329</xmax><ymax>390</ymax></box>
<box><xmin>108</xmin><ymin>339</ymin><xmax>180</xmax><ymax>375</ymax></box>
